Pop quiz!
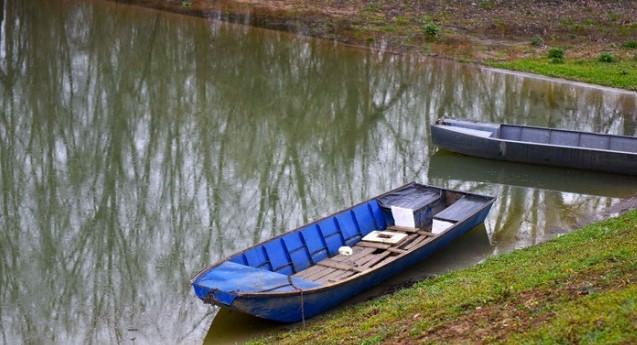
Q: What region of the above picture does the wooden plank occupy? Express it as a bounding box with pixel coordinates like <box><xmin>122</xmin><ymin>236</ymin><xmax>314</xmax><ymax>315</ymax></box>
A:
<box><xmin>358</xmin><ymin>241</ymin><xmax>391</xmax><ymax>250</ymax></box>
<box><xmin>395</xmin><ymin>234</ymin><xmax>418</xmax><ymax>249</ymax></box>
<box><xmin>316</xmin><ymin>269</ymin><xmax>345</xmax><ymax>284</ymax></box>
<box><xmin>373</xmin><ymin>256</ymin><xmax>396</xmax><ymax>268</ymax></box>
<box><xmin>319</xmin><ymin>269</ymin><xmax>357</xmax><ymax>284</ymax></box>
<box><xmin>294</xmin><ymin>262</ymin><xmax>332</xmax><ymax>279</ymax></box>
<box><xmin>399</xmin><ymin>235</ymin><xmax>425</xmax><ymax>250</ymax></box>
<box><xmin>326</xmin><ymin>272</ymin><xmax>357</xmax><ymax>284</ymax></box>
<box><xmin>303</xmin><ymin>267</ymin><xmax>337</xmax><ymax>281</ymax></box>
<box><xmin>405</xmin><ymin>236</ymin><xmax>433</xmax><ymax>250</ymax></box>
<box><xmin>317</xmin><ymin>260</ymin><xmax>365</xmax><ymax>272</ymax></box>
<box><xmin>294</xmin><ymin>247</ymin><xmax>374</xmax><ymax>281</ymax></box>
<box><xmin>387</xmin><ymin>225</ymin><xmax>419</xmax><ymax>233</ymax></box>
<box><xmin>358</xmin><ymin>251</ymin><xmax>391</xmax><ymax>269</ymax></box>
<box><xmin>388</xmin><ymin>225</ymin><xmax>433</xmax><ymax>237</ymax></box>
<box><xmin>404</xmin><ymin>235</ymin><xmax>428</xmax><ymax>250</ymax></box>
<box><xmin>387</xmin><ymin>247</ymin><xmax>407</xmax><ymax>254</ymax></box>
<box><xmin>293</xmin><ymin>265</ymin><xmax>322</xmax><ymax>279</ymax></box>
<box><xmin>353</xmin><ymin>252</ymin><xmax>379</xmax><ymax>266</ymax></box>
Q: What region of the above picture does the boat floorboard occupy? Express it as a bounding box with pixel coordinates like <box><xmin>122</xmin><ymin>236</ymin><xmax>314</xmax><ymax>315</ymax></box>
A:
<box><xmin>292</xmin><ymin>226</ymin><xmax>434</xmax><ymax>286</ymax></box>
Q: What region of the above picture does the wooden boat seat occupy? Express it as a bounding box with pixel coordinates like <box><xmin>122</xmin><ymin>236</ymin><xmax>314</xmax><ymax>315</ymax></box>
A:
<box><xmin>292</xmin><ymin>225</ymin><xmax>436</xmax><ymax>285</ymax></box>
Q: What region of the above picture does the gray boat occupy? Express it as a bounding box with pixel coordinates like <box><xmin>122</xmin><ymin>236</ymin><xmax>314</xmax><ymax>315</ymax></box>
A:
<box><xmin>431</xmin><ymin>118</ymin><xmax>637</xmax><ymax>176</ymax></box>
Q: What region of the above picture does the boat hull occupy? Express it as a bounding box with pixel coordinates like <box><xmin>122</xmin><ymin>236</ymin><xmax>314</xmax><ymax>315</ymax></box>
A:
<box><xmin>222</xmin><ymin>204</ymin><xmax>492</xmax><ymax>323</ymax></box>
<box><xmin>431</xmin><ymin>124</ymin><xmax>637</xmax><ymax>176</ymax></box>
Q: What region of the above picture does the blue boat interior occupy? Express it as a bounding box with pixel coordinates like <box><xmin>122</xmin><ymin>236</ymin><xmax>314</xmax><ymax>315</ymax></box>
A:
<box><xmin>192</xmin><ymin>184</ymin><xmax>491</xmax><ymax>304</ymax></box>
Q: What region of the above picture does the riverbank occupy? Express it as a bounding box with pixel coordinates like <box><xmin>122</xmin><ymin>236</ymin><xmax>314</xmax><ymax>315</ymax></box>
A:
<box><xmin>248</xmin><ymin>208</ymin><xmax>637</xmax><ymax>344</ymax></box>
<box><xmin>117</xmin><ymin>0</ymin><xmax>637</xmax><ymax>90</ymax></box>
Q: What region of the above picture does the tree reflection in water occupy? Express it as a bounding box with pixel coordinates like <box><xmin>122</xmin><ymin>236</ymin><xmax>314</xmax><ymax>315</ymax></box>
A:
<box><xmin>0</xmin><ymin>0</ymin><xmax>636</xmax><ymax>344</ymax></box>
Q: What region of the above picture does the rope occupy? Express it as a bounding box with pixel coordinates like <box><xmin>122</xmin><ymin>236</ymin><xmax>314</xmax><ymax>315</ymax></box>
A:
<box><xmin>287</xmin><ymin>275</ymin><xmax>306</xmax><ymax>327</ymax></box>
<box><xmin>205</xmin><ymin>289</ymin><xmax>218</xmax><ymax>304</ymax></box>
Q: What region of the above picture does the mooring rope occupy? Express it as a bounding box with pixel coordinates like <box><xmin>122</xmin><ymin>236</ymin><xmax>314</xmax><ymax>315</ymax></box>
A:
<box><xmin>206</xmin><ymin>289</ymin><xmax>218</xmax><ymax>304</ymax></box>
<box><xmin>287</xmin><ymin>275</ymin><xmax>306</xmax><ymax>327</ymax></box>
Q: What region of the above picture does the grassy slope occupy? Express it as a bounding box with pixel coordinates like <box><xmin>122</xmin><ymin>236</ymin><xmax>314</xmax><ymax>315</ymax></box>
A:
<box><xmin>250</xmin><ymin>210</ymin><xmax>637</xmax><ymax>344</ymax></box>
<box><xmin>491</xmin><ymin>57</ymin><xmax>637</xmax><ymax>91</ymax></box>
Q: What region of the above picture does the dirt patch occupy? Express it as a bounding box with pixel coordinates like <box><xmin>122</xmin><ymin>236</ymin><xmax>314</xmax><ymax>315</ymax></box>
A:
<box><xmin>387</xmin><ymin>266</ymin><xmax>636</xmax><ymax>344</ymax></box>
<box><xmin>116</xmin><ymin>0</ymin><xmax>637</xmax><ymax>62</ymax></box>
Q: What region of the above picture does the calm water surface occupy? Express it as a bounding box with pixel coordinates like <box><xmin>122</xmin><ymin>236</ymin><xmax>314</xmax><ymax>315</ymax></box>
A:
<box><xmin>1</xmin><ymin>1</ymin><xmax>637</xmax><ymax>344</ymax></box>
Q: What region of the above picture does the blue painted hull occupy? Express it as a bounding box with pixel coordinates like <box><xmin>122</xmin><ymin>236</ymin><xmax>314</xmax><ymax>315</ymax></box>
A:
<box><xmin>217</xmin><ymin>204</ymin><xmax>492</xmax><ymax>323</ymax></box>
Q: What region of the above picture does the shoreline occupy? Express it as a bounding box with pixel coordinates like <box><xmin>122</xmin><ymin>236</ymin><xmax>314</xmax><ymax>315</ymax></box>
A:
<box><xmin>249</xmin><ymin>207</ymin><xmax>637</xmax><ymax>344</ymax></box>
<box><xmin>113</xmin><ymin>0</ymin><xmax>637</xmax><ymax>91</ymax></box>
<box><xmin>106</xmin><ymin>2</ymin><xmax>637</xmax><ymax>343</ymax></box>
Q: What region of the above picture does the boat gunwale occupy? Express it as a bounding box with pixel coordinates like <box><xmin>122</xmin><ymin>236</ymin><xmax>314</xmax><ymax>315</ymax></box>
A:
<box><xmin>191</xmin><ymin>182</ymin><xmax>495</xmax><ymax>297</ymax></box>
<box><xmin>434</xmin><ymin>119</ymin><xmax>637</xmax><ymax>155</ymax></box>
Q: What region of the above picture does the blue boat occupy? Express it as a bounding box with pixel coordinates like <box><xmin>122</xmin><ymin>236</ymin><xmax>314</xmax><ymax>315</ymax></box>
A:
<box><xmin>192</xmin><ymin>182</ymin><xmax>495</xmax><ymax>323</ymax></box>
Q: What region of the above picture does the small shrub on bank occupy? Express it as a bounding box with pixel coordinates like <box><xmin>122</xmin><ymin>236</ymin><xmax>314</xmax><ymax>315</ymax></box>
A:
<box><xmin>598</xmin><ymin>52</ymin><xmax>616</xmax><ymax>63</ymax></box>
<box><xmin>623</xmin><ymin>41</ymin><xmax>637</xmax><ymax>49</ymax></box>
<box><xmin>531</xmin><ymin>35</ymin><xmax>544</xmax><ymax>47</ymax></box>
<box><xmin>548</xmin><ymin>47</ymin><xmax>564</xmax><ymax>59</ymax></box>
<box><xmin>547</xmin><ymin>47</ymin><xmax>564</xmax><ymax>63</ymax></box>
<box><xmin>422</xmin><ymin>22</ymin><xmax>441</xmax><ymax>39</ymax></box>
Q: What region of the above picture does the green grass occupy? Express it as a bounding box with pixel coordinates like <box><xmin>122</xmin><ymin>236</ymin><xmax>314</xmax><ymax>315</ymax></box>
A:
<box><xmin>249</xmin><ymin>210</ymin><xmax>637</xmax><ymax>344</ymax></box>
<box><xmin>491</xmin><ymin>58</ymin><xmax>637</xmax><ymax>91</ymax></box>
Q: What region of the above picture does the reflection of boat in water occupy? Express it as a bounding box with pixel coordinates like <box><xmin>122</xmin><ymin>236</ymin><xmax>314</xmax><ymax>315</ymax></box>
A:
<box><xmin>203</xmin><ymin>308</ymin><xmax>281</xmax><ymax>345</ymax></box>
<box><xmin>428</xmin><ymin>150</ymin><xmax>637</xmax><ymax>198</ymax></box>
<box><xmin>431</xmin><ymin>118</ymin><xmax>637</xmax><ymax>175</ymax></box>
<box><xmin>192</xmin><ymin>182</ymin><xmax>495</xmax><ymax>323</ymax></box>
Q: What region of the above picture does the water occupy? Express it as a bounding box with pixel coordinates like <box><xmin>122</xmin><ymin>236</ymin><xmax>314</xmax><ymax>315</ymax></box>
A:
<box><xmin>1</xmin><ymin>1</ymin><xmax>637</xmax><ymax>344</ymax></box>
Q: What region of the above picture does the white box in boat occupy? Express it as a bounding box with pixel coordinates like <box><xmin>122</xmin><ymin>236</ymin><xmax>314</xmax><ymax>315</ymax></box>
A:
<box><xmin>431</xmin><ymin>219</ymin><xmax>455</xmax><ymax>234</ymax></box>
<box><xmin>362</xmin><ymin>230</ymin><xmax>407</xmax><ymax>244</ymax></box>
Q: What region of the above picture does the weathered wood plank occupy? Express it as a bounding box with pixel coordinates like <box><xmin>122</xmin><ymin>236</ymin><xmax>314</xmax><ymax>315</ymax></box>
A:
<box><xmin>293</xmin><ymin>265</ymin><xmax>322</xmax><ymax>279</ymax></box>
<box><xmin>358</xmin><ymin>241</ymin><xmax>391</xmax><ymax>250</ymax></box>
<box><xmin>373</xmin><ymin>256</ymin><xmax>396</xmax><ymax>268</ymax></box>
<box><xmin>303</xmin><ymin>267</ymin><xmax>337</xmax><ymax>281</ymax></box>
<box><xmin>353</xmin><ymin>251</ymin><xmax>381</xmax><ymax>266</ymax></box>
<box><xmin>319</xmin><ymin>270</ymin><xmax>357</xmax><ymax>284</ymax></box>
<box><xmin>295</xmin><ymin>263</ymin><xmax>333</xmax><ymax>279</ymax></box>
<box><xmin>387</xmin><ymin>225</ymin><xmax>419</xmax><ymax>233</ymax></box>
<box><xmin>359</xmin><ymin>251</ymin><xmax>391</xmax><ymax>269</ymax></box>
<box><xmin>317</xmin><ymin>260</ymin><xmax>365</xmax><ymax>272</ymax></box>
<box><xmin>404</xmin><ymin>235</ymin><xmax>433</xmax><ymax>250</ymax></box>
<box><xmin>387</xmin><ymin>247</ymin><xmax>407</xmax><ymax>254</ymax></box>
<box><xmin>394</xmin><ymin>234</ymin><xmax>419</xmax><ymax>248</ymax></box>
<box><xmin>403</xmin><ymin>235</ymin><xmax>427</xmax><ymax>250</ymax></box>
